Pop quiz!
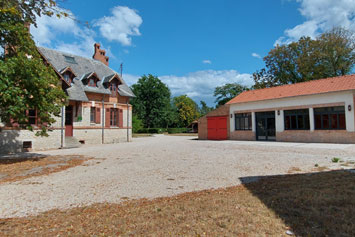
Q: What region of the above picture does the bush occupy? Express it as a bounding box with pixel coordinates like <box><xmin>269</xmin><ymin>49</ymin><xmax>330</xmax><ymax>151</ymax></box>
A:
<box><xmin>132</xmin><ymin>115</ymin><xmax>144</xmax><ymax>133</ymax></box>
<box><xmin>167</xmin><ymin>128</ymin><xmax>188</xmax><ymax>134</ymax></box>
<box><xmin>136</xmin><ymin>128</ymin><xmax>166</xmax><ymax>134</ymax></box>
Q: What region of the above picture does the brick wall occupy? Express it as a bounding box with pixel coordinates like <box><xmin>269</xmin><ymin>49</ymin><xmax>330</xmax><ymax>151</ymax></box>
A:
<box><xmin>198</xmin><ymin>105</ymin><xmax>230</xmax><ymax>140</ymax></box>
<box><xmin>230</xmin><ymin>130</ymin><xmax>255</xmax><ymax>141</ymax></box>
<box><xmin>277</xmin><ymin>130</ymin><xmax>355</xmax><ymax>144</ymax></box>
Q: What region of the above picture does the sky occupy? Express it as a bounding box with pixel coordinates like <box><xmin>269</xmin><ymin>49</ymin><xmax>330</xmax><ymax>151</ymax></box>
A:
<box><xmin>31</xmin><ymin>0</ymin><xmax>355</xmax><ymax>106</ymax></box>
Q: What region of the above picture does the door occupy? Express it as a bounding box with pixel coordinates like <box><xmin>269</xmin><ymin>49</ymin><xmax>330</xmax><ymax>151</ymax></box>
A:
<box><xmin>207</xmin><ymin>116</ymin><xmax>228</xmax><ymax>140</ymax></box>
<box><xmin>256</xmin><ymin>111</ymin><xmax>275</xmax><ymax>141</ymax></box>
<box><xmin>65</xmin><ymin>105</ymin><xmax>73</xmax><ymax>137</ymax></box>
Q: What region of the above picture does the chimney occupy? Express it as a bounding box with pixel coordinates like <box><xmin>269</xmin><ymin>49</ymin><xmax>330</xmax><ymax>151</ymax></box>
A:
<box><xmin>93</xmin><ymin>43</ymin><xmax>109</xmax><ymax>66</ymax></box>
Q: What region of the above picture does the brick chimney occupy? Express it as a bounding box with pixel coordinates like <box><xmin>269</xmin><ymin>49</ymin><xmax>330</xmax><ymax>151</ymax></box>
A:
<box><xmin>93</xmin><ymin>43</ymin><xmax>109</xmax><ymax>66</ymax></box>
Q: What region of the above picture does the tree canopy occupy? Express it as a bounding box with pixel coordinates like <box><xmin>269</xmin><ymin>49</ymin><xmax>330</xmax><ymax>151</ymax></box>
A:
<box><xmin>173</xmin><ymin>95</ymin><xmax>200</xmax><ymax>127</ymax></box>
<box><xmin>130</xmin><ymin>74</ymin><xmax>172</xmax><ymax>128</ymax></box>
<box><xmin>214</xmin><ymin>83</ymin><xmax>249</xmax><ymax>106</ymax></box>
<box><xmin>253</xmin><ymin>27</ymin><xmax>355</xmax><ymax>89</ymax></box>
<box><xmin>0</xmin><ymin>0</ymin><xmax>66</xmax><ymax>136</ymax></box>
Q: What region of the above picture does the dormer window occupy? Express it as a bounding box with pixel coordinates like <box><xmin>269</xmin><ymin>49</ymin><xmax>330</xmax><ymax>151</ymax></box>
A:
<box><xmin>63</xmin><ymin>72</ymin><xmax>71</xmax><ymax>84</ymax></box>
<box><xmin>88</xmin><ymin>78</ymin><xmax>97</xmax><ymax>87</ymax></box>
<box><xmin>110</xmin><ymin>82</ymin><xmax>117</xmax><ymax>96</ymax></box>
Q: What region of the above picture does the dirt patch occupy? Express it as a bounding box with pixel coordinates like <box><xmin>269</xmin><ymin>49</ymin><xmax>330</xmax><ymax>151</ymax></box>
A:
<box><xmin>0</xmin><ymin>155</ymin><xmax>90</xmax><ymax>184</ymax></box>
<box><xmin>0</xmin><ymin>170</ymin><xmax>353</xmax><ymax>236</ymax></box>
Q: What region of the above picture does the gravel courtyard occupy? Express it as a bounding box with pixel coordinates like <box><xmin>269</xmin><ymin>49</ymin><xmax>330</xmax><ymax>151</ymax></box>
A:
<box><xmin>0</xmin><ymin>135</ymin><xmax>354</xmax><ymax>218</ymax></box>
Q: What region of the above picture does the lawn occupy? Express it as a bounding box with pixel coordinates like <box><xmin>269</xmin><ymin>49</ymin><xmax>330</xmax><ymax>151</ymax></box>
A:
<box><xmin>0</xmin><ymin>169</ymin><xmax>353</xmax><ymax>236</ymax></box>
<box><xmin>0</xmin><ymin>155</ymin><xmax>90</xmax><ymax>184</ymax></box>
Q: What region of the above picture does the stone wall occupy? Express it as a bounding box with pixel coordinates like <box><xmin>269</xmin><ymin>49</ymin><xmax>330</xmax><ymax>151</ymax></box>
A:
<box><xmin>73</xmin><ymin>128</ymin><xmax>131</xmax><ymax>144</ymax></box>
<box><xmin>276</xmin><ymin>130</ymin><xmax>355</xmax><ymax>144</ymax></box>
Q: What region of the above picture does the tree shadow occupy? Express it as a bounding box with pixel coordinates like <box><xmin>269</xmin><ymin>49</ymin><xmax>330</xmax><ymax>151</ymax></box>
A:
<box><xmin>240</xmin><ymin>170</ymin><xmax>355</xmax><ymax>236</ymax></box>
<box><xmin>0</xmin><ymin>129</ymin><xmax>23</xmax><ymax>154</ymax></box>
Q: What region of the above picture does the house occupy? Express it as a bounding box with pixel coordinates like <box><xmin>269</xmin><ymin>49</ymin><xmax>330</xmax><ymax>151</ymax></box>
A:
<box><xmin>0</xmin><ymin>43</ymin><xmax>135</xmax><ymax>153</ymax></box>
<box><xmin>198</xmin><ymin>105</ymin><xmax>230</xmax><ymax>140</ymax></box>
<box><xmin>199</xmin><ymin>74</ymin><xmax>355</xmax><ymax>143</ymax></box>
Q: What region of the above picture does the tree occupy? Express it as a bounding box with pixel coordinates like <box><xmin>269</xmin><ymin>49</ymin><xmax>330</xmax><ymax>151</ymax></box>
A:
<box><xmin>173</xmin><ymin>95</ymin><xmax>200</xmax><ymax>127</ymax></box>
<box><xmin>130</xmin><ymin>75</ymin><xmax>172</xmax><ymax>128</ymax></box>
<box><xmin>253</xmin><ymin>27</ymin><xmax>355</xmax><ymax>89</ymax></box>
<box><xmin>214</xmin><ymin>83</ymin><xmax>248</xmax><ymax>106</ymax></box>
<box><xmin>199</xmin><ymin>100</ymin><xmax>213</xmax><ymax>117</ymax></box>
<box><xmin>0</xmin><ymin>0</ymin><xmax>67</xmax><ymax>136</ymax></box>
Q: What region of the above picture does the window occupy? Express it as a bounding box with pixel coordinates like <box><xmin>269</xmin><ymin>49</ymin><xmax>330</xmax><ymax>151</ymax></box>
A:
<box><xmin>64</xmin><ymin>55</ymin><xmax>76</xmax><ymax>64</ymax></box>
<box><xmin>235</xmin><ymin>113</ymin><xmax>252</xmax><ymax>130</ymax></box>
<box><xmin>90</xmin><ymin>107</ymin><xmax>96</xmax><ymax>123</ymax></box>
<box><xmin>314</xmin><ymin>106</ymin><xmax>346</xmax><ymax>130</ymax></box>
<box><xmin>110</xmin><ymin>83</ymin><xmax>117</xmax><ymax>96</ymax></box>
<box><xmin>28</xmin><ymin>109</ymin><xmax>37</xmax><ymax>125</ymax></box>
<box><xmin>284</xmin><ymin>109</ymin><xmax>310</xmax><ymax>130</ymax></box>
<box><xmin>88</xmin><ymin>78</ymin><xmax>97</xmax><ymax>87</ymax></box>
<box><xmin>63</xmin><ymin>72</ymin><xmax>71</xmax><ymax>83</ymax></box>
<box><xmin>110</xmin><ymin>108</ymin><xmax>118</xmax><ymax>126</ymax></box>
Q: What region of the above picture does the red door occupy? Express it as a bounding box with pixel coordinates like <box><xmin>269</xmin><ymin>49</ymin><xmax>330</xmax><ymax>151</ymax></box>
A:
<box><xmin>207</xmin><ymin>116</ymin><xmax>228</xmax><ymax>140</ymax></box>
<box><xmin>65</xmin><ymin>106</ymin><xmax>73</xmax><ymax>137</ymax></box>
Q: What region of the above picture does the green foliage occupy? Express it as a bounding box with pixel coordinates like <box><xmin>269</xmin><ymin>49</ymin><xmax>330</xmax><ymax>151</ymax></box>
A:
<box><xmin>132</xmin><ymin>115</ymin><xmax>143</xmax><ymax>133</ymax></box>
<box><xmin>136</xmin><ymin>128</ymin><xmax>166</xmax><ymax>134</ymax></box>
<box><xmin>332</xmin><ymin>157</ymin><xmax>341</xmax><ymax>163</ymax></box>
<box><xmin>130</xmin><ymin>74</ymin><xmax>172</xmax><ymax>128</ymax></box>
<box><xmin>0</xmin><ymin>4</ymin><xmax>66</xmax><ymax>136</ymax></box>
<box><xmin>199</xmin><ymin>100</ymin><xmax>213</xmax><ymax>117</ymax></box>
<box><xmin>253</xmin><ymin>27</ymin><xmax>355</xmax><ymax>89</ymax></box>
<box><xmin>214</xmin><ymin>83</ymin><xmax>249</xmax><ymax>106</ymax></box>
<box><xmin>173</xmin><ymin>95</ymin><xmax>200</xmax><ymax>127</ymax></box>
<box><xmin>167</xmin><ymin>127</ymin><xmax>188</xmax><ymax>134</ymax></box>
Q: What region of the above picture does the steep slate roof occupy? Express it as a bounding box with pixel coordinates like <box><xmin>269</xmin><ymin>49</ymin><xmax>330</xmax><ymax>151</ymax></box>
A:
<box><xmin>227</xmin><ymin>74</ymin><xmax>355</xmax><ymax>105</ymax></box>
<box><xmin>38</xmin><ymin>47</ymin><xmax>135</xmax><ymax>101</ymax></box>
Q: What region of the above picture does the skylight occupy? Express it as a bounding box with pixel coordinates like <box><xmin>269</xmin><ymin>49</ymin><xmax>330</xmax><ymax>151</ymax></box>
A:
<box><xmin>64</xmin><ymin>55</ymin><xmax>77</xmax><ymax>64</ymax></box>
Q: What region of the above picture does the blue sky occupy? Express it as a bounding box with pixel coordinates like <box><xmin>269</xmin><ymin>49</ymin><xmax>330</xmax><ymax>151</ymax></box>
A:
<box><xmin>31</xmin><ymin>0</ymin><xmax>355</xmax><ymax>106</ymax></box>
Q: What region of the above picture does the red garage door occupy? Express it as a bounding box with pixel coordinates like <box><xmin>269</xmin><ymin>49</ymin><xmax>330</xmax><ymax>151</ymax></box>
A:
<box><xmin>207</xmin><ymin>116</ymin><xmax>228</xmax><ymax>140</ymax></box>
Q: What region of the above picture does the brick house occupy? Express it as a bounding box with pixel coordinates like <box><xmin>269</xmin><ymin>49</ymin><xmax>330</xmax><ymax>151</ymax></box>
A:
<box><xmin>199</xmin><ymin>74</ymin><xmax>355</xmax><ymax>143</ymax></box>
<box><xmin>0</xmin><ymin>43</ymin><xmax>135</xmax><ymax>153</ymax></box>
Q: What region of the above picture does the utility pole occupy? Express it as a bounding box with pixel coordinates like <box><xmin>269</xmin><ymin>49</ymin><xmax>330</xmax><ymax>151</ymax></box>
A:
<box><xmin>102</xmin><ymin>96</ymin><xmax>105</xmax><ymax>144</ymax></box>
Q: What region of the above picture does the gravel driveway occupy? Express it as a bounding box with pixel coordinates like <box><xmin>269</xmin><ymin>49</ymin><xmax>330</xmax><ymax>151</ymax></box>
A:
<box><xmin>1</xmin><ymin>135</ymin><xmax>354</xmax><ymax>218</ymax></box>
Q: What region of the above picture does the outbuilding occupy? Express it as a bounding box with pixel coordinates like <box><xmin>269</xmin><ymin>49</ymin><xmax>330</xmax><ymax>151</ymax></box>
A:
<box><xmin>227</xmin><ymin>74</ymin><xmax>355</xmax><ymax>143</ymax></box>
<box><xmin>198</xmin><ymin>105</ymin><xmax>230</xmax><ymax>140</ymax></box>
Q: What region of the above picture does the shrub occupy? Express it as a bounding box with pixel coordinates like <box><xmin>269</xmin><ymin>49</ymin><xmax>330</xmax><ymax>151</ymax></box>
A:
<box><xmin>167</xmin><ymin>128</ymin><xmax>188</xmax><ymax>134</ymax></box>
<box><xmin>332</xmin><ymin>157</ymin><xmax>341</xmax><ymax>163</ymax></box>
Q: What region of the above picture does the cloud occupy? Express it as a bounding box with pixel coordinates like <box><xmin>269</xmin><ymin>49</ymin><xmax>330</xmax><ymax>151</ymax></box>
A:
<box><xmin>202</xmin><ymin>60</ymin><xmax>212</xmax><ymax>64</ymax></box>
<box><xmin>95</xmin><ymin>6</ymin><xmax>143</xmax><ymax>46</ymax></box>
<box><xmin>275</xmin><ymin>0</ymin><xmax>355</xmax><ymax>45</ymax></box>
<box><xmin>124</xmin><ymin>70</ymin><xmax>253</xmax><ymax>106</ymax></box>
<box><xmin>251</xmin><ymin>53</ymin><xmax>262</xmax><ymax>59</ymax></box>
<box><xmin>30</xmin><ymin>9</ymin><xmax>97</xmax><ymax>58</ymax></box>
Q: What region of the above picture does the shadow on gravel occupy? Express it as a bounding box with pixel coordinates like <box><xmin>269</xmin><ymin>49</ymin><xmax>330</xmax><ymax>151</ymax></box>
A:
<box><xmin>0</xmin><ymin>153</ymin><xmax>47</xmax><ymax>165</ymax></box>
<box><xmin>240</xmin><ymin>170</ymin><xmax>355</xmax><ymax>236</ymax></box>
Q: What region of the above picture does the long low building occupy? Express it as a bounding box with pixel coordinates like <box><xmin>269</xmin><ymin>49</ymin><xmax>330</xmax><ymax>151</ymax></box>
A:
<box><xmin>199</xmin><ymin>74</ymin><xmax>355</xmax><ymax>143</ymax></box>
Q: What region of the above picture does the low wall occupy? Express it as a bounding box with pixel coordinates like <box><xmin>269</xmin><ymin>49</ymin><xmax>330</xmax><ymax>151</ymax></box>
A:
<box><xmin>73</xmin><ymin>128</ymin><xmax>132</xmax><ymax>144</ymax></box>
<box><xmin>0</xmin><ymin>129</ymin><xmax>61</xmax><ymax>154</ymax></box>
<box><xmin>276</xmin><ymin>130</ymin><xmax>355</xmax><ymax>144</ymax></box>
<box><xmin>230</xmin><ymin>130</ymin><xmax>255</xmax><ymax>141</ymax></box>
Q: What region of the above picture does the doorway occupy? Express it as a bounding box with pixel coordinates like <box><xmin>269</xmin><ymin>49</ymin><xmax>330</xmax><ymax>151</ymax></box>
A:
<box><xmin>256</xmin><ymin>111</ymin><xmax>276</xmax><ymax>141</ymax></box>
<box><xmin>65</xmin><ymin>105</ymin><xmax>73</xmax><ymax>137</ymax></box>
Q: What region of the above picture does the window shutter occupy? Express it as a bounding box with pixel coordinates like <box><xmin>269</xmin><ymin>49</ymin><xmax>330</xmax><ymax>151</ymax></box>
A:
<box><xmin>105</xmin><ymin>108</ymin><xmax>110</xmax><ymax>128</ymax></box>
<box><xmin>96</xmin><ymin>107</ymin><xmax>101</xmax><ymax>124</ymax></box>
<box><xmin>119</xmin><ymin>109</ymin><xmax>123</xmax><ymax>127</ymax></box>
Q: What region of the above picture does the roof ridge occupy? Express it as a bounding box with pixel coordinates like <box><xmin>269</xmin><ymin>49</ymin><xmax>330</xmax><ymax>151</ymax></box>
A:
<box><xmin>247</xmin><ymin>74</ymin><xmax>354</xmax><ymax>93</ymax></box>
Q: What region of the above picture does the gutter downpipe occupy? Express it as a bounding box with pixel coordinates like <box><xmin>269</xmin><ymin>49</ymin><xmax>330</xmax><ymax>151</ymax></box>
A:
<box><xmin>102</xmin><ymin>96</ymin><xmax>105</xmax><ymax>144</ymax></box>
<box><xmin>127</xmin><ymin>100</ymin><xmax>129</xmax><ymax>142</ymax></box>
<box><xmin>60</xmin><ymin>106</ymin><xmax>64</xmax><ymax>148</ymax></box>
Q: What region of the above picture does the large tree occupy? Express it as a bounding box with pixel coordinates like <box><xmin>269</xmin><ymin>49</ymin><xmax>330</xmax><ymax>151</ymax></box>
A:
<box><xmin>130</xmin><ymin>75</ymin><xmax>172</xmax><ymax>128</ymax></box>
<box><xmin>253</xmin><ymin>27</ymin><xmax>355</xmax><ymax>89</ymax></box>
<box><xmin>0</xmin><ymin>0</ymin><xmax>67</xmax><ymax>136</ymax></box>
<box><xmin>173</xmin><ymin>95</ymin><xmax>200</xmax><ymax>127</ymax></box>
<box><xmin>214</xmin><ymin>83</ymin><xmax>249</xmax><ymax>106</ymax></box>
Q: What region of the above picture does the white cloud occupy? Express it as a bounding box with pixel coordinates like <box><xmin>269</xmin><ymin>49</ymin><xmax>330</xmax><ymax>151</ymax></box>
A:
<box><xmin>275</xmin><ymin>0</ymin><xmax>355</xmax><ymax>45</ymax></box>
<box><xmin>124</xmin><ymin>70</ymin><xmax>253</xmax><ymax>106</ymax></box>
<box><xmin>95</xmin><ymin>6</ymin><xmax>143</xmax><ymax>46</ymax></box>
<box><xmin>202</xmin><ymin>59</ymin><xmax>212</xmax><ymax>64</ymax></box>
<box><xmin>251</xmin><ymin>53</ymin><xmax>262</xmax><ymax>59</ymax></box>
<box><xmin>31</xmin><ymin>9</ymin><xmax>97</xmax><ymax>58</ymax></box>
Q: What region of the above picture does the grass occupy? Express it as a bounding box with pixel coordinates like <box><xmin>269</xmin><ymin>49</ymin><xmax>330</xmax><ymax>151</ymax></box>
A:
<box><xmin>0</xmin><ymin>170</ymin><xmax>354</xmax><ymax>236</ymax></box>
<box><xmin>0</xmin><ymin>155</ymin><xmax>90</xmax><ymax>183</ymax></box>
<box><xmin>132</xmin><ymin>133</ymin><xmax>153</xmax><ymax>138</ymax></box>
<box><xmin>332</xmin><ymin>157</ymin><xmax>341</xmax><ymax>163</ymax></box>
